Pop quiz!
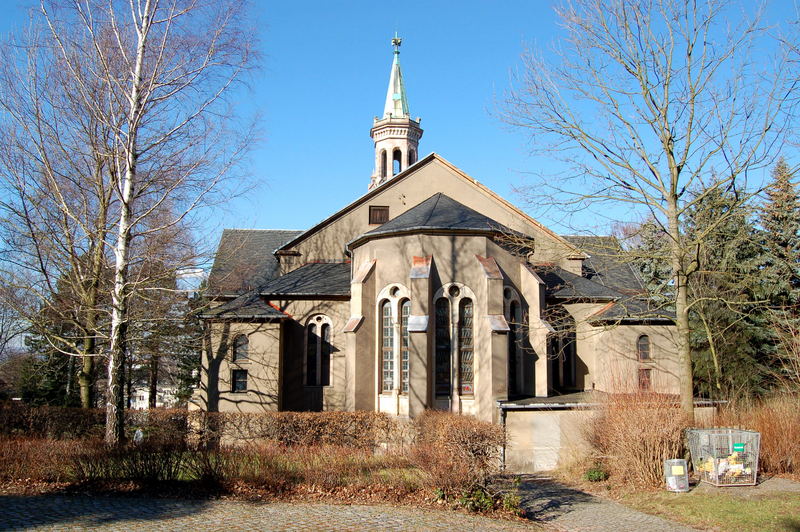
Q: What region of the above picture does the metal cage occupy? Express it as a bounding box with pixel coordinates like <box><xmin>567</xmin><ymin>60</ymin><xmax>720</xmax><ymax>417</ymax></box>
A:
<box><xmin>686</xmin><ymin>428</ymin><xmax>760</xmax><ymax>487</ymax></box>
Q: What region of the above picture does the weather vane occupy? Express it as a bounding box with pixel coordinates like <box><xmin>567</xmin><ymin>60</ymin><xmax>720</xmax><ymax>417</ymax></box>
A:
<box><xmin>391</xmin><ymin>32</ymin><xmax>402</xmax><ymax>53</ymax></box>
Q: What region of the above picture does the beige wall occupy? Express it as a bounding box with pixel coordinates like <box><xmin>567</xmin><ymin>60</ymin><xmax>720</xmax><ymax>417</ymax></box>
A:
<box><xmin>505</xmin><ymin>408</ymin><xmax>596</xmax><ymax>473</ymax></box>
<box><xmin>565</xmin><ymin>303</ymin><xmax>680</xmax><ymax>394</ymax></box>
<box><xmin>273</xmin><ymin>298</ymin><xmax>350</xmax><ymax>411</ymax></box>
<box><xmin>282</xmin><ymin>158</ymin><xmax>582</xmax><ymax>274</ymax></box>
<box><xmin>192</xmin><ymin>321</ymin><xmax>282</xmax><ymax>413</ymax></box>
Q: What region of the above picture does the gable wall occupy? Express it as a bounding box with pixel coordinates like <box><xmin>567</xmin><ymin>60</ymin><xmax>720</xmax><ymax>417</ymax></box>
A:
<box><xmin>282</xmin><ymin>160</ymin><xmax>581</xmax><ymax>274</ymax></box>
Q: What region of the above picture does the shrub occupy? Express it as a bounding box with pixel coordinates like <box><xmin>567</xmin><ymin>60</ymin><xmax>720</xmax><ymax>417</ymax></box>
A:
<box><xmin>0</xmin><ymin>437</ymin><xmax>79</xmax><ymax>481</ymax></box>
<box><xmin>409</xmin><ymin>411</ymin><xmax>504</xmax><ymax>494</ymax></box>
<box><xmin>586</xmin><ymin>393</ymin><xmax>689</xmax><ymax>488</ymax></box>
<box><xmin>584</xmin><ymin>465</ymin><xmax>609</xmax><ymax>482</ymax></box>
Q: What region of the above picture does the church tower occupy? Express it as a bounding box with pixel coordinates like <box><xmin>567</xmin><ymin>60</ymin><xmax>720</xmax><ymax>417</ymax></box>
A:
<box><xmin>369</xmin><ymin>34</ymin><xmax>423</xmax><ymax>190</ymax></box>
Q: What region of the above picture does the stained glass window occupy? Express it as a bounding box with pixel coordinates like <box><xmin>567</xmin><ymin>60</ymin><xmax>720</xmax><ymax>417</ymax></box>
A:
<box><xmin>320</xmin><ymin>323</ymin><xmax>331</xmax><ymax>386</ymax></box>
<box><xmin>381</xmin><ymin>300</ymin><xmax>394</xmax><ymax>393</ymax></box>
<box><xmin>400</xmin><ymin>300</ymin><xmax>410</xmax><ymax>394</ymax></box>
<box><xmin>459</xmin><ymin>299</ymin><xmax>474</xmax><ymax>395</ymax></box>
<box><xmin>306</xmin><ymin>323</ymin><xmax>317</xmax><ymax>386</ymax></box>
<box><xmin>435</xmin><ymin>298</ymin><xmax>451</xmax><ymax>397</ymax></box>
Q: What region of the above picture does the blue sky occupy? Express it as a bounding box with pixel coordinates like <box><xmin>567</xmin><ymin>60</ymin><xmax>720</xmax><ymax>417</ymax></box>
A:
<box><xmin>0</xmin><ymin>1</ymin><xmax>789</xmax><ymax>247</ymax></box>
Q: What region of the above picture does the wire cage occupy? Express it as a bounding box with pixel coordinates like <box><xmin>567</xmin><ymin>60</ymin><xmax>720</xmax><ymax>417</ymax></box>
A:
<box><xmin>686</xmin><ymin>428</ymin><xmax>760</xmax><ymax>487</ymax></box>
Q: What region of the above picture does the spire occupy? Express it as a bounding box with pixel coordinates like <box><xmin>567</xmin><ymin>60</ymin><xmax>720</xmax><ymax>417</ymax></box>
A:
<box><xmin>369</xmin><ymin>33</ymin><xmax>422</xmax><ymax>190</ymax></box>
<box><xmin>382</xmin><ymin>32</ymin><xmax>409</xmax><ymax>119</ymax></box>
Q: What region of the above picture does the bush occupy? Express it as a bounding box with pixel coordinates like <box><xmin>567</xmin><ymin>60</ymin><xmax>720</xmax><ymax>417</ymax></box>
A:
<box><xmin>0</xmin><ymin>437</ymin><xmax>79</xmax><ymax>481</ymax></box>
<box><xmin>196</xmin><ymin>411</ymin><xmax>393</xmax><ymax>449</ymax></box>
<box><xmin>409</xmin><ymin>411</ymin><xmax>504</xmax><ymax>494</ymax></box>
<box><xmin>586</xmin><ymin>393</ymin><xmax>689</xmax><ymax>488</ymax></box>
<box><xmin>584</xmin><ymin>465</ymin><xmax>609</xmax><ymax>482</ymax></box>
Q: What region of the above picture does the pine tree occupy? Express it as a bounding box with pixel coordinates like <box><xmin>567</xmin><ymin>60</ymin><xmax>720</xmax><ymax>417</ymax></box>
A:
<box><xmin>758</xmin><ymin>157</ymin><xmax>800</xmax><ymax>312</ymax></box>
<box><xmin>684</xmin><ymin>187</ymin><xmax>771</xmax><ymax>399</ymax></box>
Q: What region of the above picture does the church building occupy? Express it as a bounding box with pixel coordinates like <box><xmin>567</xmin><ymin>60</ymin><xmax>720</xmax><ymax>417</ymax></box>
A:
<box><xmin>192</xmin><ymin>37</ymin><xmax>680</xmax><ymax>423</ymax></box>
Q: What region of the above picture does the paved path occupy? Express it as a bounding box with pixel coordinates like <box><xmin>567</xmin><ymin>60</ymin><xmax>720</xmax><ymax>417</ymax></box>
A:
<box><xmin>516</xmin><ymin>476</ymin><xmax>695</xmax><ymax>532</ymax></box>
<box><xmin>0</xmin><ymin>495</ymin><xmax>539</xmax><ymax>531</ymax></box>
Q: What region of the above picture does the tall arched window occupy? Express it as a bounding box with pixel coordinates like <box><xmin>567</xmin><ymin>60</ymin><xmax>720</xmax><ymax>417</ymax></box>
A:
<box><xmin>508</xmin><ymin>300</ymin><xmax>521</xmax><ymax>394</ymax></box>
<box><xmin>381</xmin><ymin>300</ymin><xmax>394</xmax><ymax>392</ymax></box>
<box><xmin>233</xmin><ymin>334</ymin><xmax>248</xmax><ymax>361</ymax></box>
<box><xmin>458</xmin><ymin>299</ymin><xmax>474</xmax><ymax>395</ymax></box>
<box><xmin>637</xmin><ymin>335</ymin><xmax>651</xmax><ymax>360</ymax></box>
<box><xmin>400</xmin><ymin>299</ymin><xmax>410</xmax><ymax>394</ymax></box>
<box><xmin>306</xmin><ymin>323</ymin><xmax>317</xmax><ymax>386</ymax></box>
<box><xmin>380</xmin><ymin>149</ymin><xmax>387</xmax><ymax>178</ymax></box>
<box><xmin>434</xmin><ymin>298</ymin><xmax>451</xmax><ymax>397</ymax></box>
<box><xmin>306</xmin><ymin>316</ymin><xmax>332</xmax><ymax>386</ymax></box>
<box><xmin>408</xmin><ymin>148</ymin><xmax>417</xmax><ymax>166</ymax></box>
<box><xmin>392</xmin><ymin>148</ymin><xmax>402</xmax><ymax>175</ymax></box>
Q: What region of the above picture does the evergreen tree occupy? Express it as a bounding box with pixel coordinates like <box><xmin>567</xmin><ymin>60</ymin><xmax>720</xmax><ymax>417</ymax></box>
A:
<box><xmin>685</xmin><ymin>187</ymin><xmax>771</xmax><ymax>399</ymax></box>
<box><xmin>758</xmin><ymin>157</ymin><xmax>800</xmax><ymax>312</ymax></box>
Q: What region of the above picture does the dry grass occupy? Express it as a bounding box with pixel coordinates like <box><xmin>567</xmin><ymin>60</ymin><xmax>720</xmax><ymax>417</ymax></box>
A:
<box><xmin>715</xmin><ymin>394</ymin><xmax>800</xmax><ymax>477</ymax></box>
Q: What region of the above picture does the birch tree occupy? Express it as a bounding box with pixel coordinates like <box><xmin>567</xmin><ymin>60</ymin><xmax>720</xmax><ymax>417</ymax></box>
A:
<box><xmin>504</xmin><ymin>0</ymin><xmax>789</xmax><ymax>416</ymax></box>
<box><xmin>34</xmin><ymin>0</ymin><xmax>254</xmax><ymax>443</ymax></box>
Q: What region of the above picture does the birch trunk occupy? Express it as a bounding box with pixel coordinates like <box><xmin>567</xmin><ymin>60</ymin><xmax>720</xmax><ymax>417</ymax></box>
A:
<box><xmin>105</xmin><ymin>0</ymin><xmax>152</xmax><ymax>445</ymax></box>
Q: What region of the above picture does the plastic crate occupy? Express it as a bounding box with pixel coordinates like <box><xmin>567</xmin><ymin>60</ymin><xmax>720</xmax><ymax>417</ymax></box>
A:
<box><xmin>686</xmin><ymin>428</ymin><xmax>760</xmax><ymax>487</ymax></box>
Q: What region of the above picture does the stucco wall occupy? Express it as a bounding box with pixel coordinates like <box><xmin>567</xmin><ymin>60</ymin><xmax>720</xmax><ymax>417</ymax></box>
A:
<box><xmin>565</xmin><ymin>303</ymin><xmax>680</xmax><ymax>394</ymax></box>
<box><xmin>504</xmin><ymin>408</ymin><xmax>596</xmax><ymax>473</ymax></box>
<box><xmin>273</xmin><ymin>298</ymin><xmax>350</xmax><ymax>412</ymax></box>
<box><xmin>193</xmin><ymin>321</ymin><xmax>283</xmax><ymax>413</ymax></box>
<box><xmin>282</xmin><ymin>159</ymin><xmax>581</xmax><ymax>274</ymax></box>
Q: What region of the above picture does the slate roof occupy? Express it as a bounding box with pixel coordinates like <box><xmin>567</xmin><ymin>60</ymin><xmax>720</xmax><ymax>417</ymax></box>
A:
<box><xmin>259</xmin><ymin>262</ymin><xmax>351</xmax><ymax>297</ymax></box>
<box><xmin>562</xmin><ymin>236</ymin><xmax>646</xmax><ymax>295</ymax></box>
<box><xmin>589</xmin><ymin>296</ymin><xmax>675</xmax><ymax>323</ymax></box>
<box><xmin>199</xmin><ymin>293</ymin><xmax>287</xmax><ymax>320</ymax></box>
<box><xmin>530</xmin><ymin>264</ymin><xmax>624</xmax><ymax>300</ymax></box>
<box><xmin>349</xmin><ymin>193</ymin><xmax>515</xmax><ymax>248</ymax></box>
<box><xmin>207</xmin><ymin>229</ymin><xmax>302</xmax><ymax>295</ymax></box>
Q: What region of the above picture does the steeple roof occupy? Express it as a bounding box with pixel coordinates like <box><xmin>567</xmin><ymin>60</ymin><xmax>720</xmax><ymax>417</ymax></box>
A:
<box><xmin>382</xmin><ymin>33</ymin><xmax>410</xmax><ymax>118</ymax></box>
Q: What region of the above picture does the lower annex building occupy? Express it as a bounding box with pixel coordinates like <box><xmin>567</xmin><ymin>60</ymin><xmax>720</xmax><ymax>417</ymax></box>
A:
<box><xmin>191</xmin><ymin>37</ymin><xmax>679</xmax><ymax>423</ymax></box>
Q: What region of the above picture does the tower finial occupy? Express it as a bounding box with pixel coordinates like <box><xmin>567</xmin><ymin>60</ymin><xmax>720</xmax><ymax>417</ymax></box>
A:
<box><xmin>391</xmin><ymin>32</ymin><xmax>402</xmax><ymax>54</ymax></box>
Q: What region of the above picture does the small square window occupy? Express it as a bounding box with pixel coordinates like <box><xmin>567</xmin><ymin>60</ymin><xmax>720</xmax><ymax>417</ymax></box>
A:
<box><xmin>232</xmin><ymin>369</ymin><xmax>248</xmax><ymax>392</ymax></box>
<box><xmin>369</xmin><ymin>206</ymin><xmax>389</xmax><ymax>224</ymax></box>
<box><xmin>638</xmin><ymin>368</ymin><xmax>652</xmax><ymax>391</ymax></box>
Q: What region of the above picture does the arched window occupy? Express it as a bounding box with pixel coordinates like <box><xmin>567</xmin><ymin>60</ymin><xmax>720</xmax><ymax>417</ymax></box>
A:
<box><xmin>306</xmin><ymin>316</ymin><xmax>332</xmax><ymax>386</ymax></box>
<box><xmin>392</xmin><ymin>148</ymin><xmax>402</xmax><ymax>175</ymax></box>
<box><xmin>637</xmin><ymin>335</ymin><xmax>651</xmax><ymax>360</ymax></box>
<box><xmin>232</xmin><ymin>334</ymin><xmax>248</xmax><ymax>361</ymax></box>
<box><xmin>434</xmin><ymin>298</ymin><xmax>451</xmax><ymax>397</ymax></box>
<box><xmin>458</xmin><ymin>299</ymin><xmax>474</xmax><ymax>395</ymax></box>
<box><xmin>380</xmin><ymin>149</ymin><xmax>387</xmax><ymax>178</ymax></box>
<box><xmin>381</xmin><ymin>300</ymin><xmax>394</xmax><ymax>392</ymax></box>
<box><xmin>408</xmin><ymin>148</ymin><xmax>417</xmax><ymax>166</ymax></box>
<box><xmin>508</xmin><ymin>300</ymin><xmax>521</xmax><ymax>394</ymax></box>
<box><xmin>400</xmin><ymin>299</ymin><xmax>410</xmax><ymax>394</ymax></box>
<box><xmin>306</xmin><ymin>324</ymin><xmax>317</xmax><ymax>386</ymax></box>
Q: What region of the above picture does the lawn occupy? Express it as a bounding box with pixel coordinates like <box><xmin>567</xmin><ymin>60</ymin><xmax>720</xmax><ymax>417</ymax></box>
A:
<box><xmin>622</xmin><ymin>486</ymin><xmax>800</xmax><ymax>532</ymax></box>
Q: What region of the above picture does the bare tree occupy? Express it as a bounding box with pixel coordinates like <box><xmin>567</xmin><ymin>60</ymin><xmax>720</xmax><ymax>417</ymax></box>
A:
<box><xmin>504</xmin><ymin>0</ymin><xmax>790</xmax><ymax>416</ymax></box>
<box><xmin>38</xmin><ymin>0</ymin><xmax>255</xmax><ymax>443</ymax></box>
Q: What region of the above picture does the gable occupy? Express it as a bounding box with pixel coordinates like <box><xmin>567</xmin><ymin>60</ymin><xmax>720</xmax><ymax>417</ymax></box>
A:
<box><xmin>278</xmin><ymin>153</ymin><xmax>583</xmax><ymax>269</ymax></box>
<box><xmin>208</xmin><ymin>229</ymin><xmax>303</xmax><ymax>296</ymax></box>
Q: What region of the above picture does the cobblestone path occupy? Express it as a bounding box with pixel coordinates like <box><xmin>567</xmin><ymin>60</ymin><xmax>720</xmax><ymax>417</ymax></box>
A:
<box><xmin>0</xmin><ymin>495</ymin><xmax>539</xmax><ymax>531</ymax></box>
<box><xmin>517</xmin><ymin>476</ymin><xmax>695</xmax><ymax>532</ymax></box>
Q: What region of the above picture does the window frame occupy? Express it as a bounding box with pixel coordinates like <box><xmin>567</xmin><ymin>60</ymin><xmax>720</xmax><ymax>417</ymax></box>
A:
<box><xmin>231</xmin><ymin>369</ymin><xmax>248</xmax><ymax>393</ymax></box>
<box><xmin>369</xmin><ymin>205</ymin><xmax>390</xmax><ymax>225</ymax></box>
<box><xmin>232</xmin><ymin>334</ymin><xmax>249</xmax><ymax>362</ymax></box>
<box><xmin>638</xmin><ymin>367</ymin><xmax>652</xmax><ymax>391</ymax></box>
<box><xmin>433</xmin><ymin>282</ymin><xmax>477</xmax><ymax>399</ymax></box>
<box><xmin>637</xmin><ymin>335</ymin><xmax>651</xmax><ymax>361</ymax></box>
<box><xmin>305</xmin><ymin>315</ymin><xmax>332</xmax><ymax>387</ymax></box>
